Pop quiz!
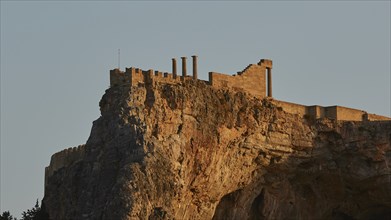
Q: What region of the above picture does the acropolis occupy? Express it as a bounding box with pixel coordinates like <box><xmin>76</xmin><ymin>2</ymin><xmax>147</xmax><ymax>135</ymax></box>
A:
<box><xmin>109</xmin><ymin>56</ymin><xmax>390</xmax><ymax>122</ymax></box>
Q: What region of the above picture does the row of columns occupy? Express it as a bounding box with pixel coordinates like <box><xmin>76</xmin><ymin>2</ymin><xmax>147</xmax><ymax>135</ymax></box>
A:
<box><xmin>172</xmin><ymin>55</ymin><xmax>198</xmax><ymax>80</ymax></box>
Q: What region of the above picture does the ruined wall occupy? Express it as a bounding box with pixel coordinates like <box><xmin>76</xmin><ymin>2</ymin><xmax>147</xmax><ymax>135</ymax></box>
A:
<box><xmin>45</xmin><ymin>145</ymin><xmax>86</xmax><ymax>188</ymax></box>
<box><xmin>209</xmin><ymin>64</ymin><xmax>267</xmax><ymax>98</ymax></box>
<box><xmin>209</xmin><ymin>65</ymin><xmax>265</xmax><ymax>97</ymax></box>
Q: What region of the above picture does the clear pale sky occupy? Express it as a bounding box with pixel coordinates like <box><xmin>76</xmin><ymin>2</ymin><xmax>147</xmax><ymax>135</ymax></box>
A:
<box><xmin>1</xmin><ymin>1</ymin><xmax>390</xmax><ymax>217</ymax></box>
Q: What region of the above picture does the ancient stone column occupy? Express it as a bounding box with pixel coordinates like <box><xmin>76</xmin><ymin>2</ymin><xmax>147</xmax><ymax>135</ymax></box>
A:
<box><xmin>267</xmin><ymin>68</ymin><xmax>272</xmax><ymax>97</ymax></box>
<box><xmin>181</xmin><ymin>57</ymin><xmax>187</xmax><ymax>77</ymax></box>
<box><xmin>172</xmin><ymin>58</ymin><xmax>177</xmax><ymax>79</ymax></box>
<box><xmin>192</xmin><ymin>55</ymin><xmax>198</xmax><ymax>80</ymax></box>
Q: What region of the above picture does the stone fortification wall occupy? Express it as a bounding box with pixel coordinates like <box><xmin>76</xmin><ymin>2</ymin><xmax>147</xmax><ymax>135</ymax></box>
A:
<box><xmin>274</xmin><ymin>101</ymin><xmax>390</xmax><ymax>122</ymax></box>
<box><xmin>45</xmin><ymin>144</ymin><xmax>86</xmax><ymax>187</ymax></box>
<box><xmin>331</xmin><ymin>106</ymin><xmax>365</xmax><ymax>121</ymax></box>
<box><xmin>109</xmin><ymin>58</ymin><xmax>389</xmax><ymax>122</ymax></box>
<box><xmin>367</xmin><ymin>113</ymin><xmax>391</xmax><ymax>121</ymax></box>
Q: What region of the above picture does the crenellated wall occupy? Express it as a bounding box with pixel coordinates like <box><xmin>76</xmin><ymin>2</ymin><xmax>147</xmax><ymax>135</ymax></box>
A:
<box><xmin>110</xmin><ymin>67</ymin><xmax>187</xmax><ymax>88</ymax></box>
<box><xmin>45</xmin><ymin>144</ymin><xmax>86</xmax><ymax>188</ymax></box>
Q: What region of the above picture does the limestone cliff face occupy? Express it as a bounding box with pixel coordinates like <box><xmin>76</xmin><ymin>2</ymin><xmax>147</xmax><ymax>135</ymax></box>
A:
<box><xmin>43</xmin><ymin>79</ymin><xmax>391</xmax><ymax>220</ymax></box>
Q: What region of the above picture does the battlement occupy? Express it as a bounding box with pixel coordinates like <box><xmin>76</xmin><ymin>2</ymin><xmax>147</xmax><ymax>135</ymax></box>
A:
<box><xmin>44</xmin><ymin>144</ymin><xmax>86</xmax><ymax>188</ymax></box>
<box><xmin>110</xmin><ymin>67</ymin><xmax>187</xmax><ymax>88</ymax></box>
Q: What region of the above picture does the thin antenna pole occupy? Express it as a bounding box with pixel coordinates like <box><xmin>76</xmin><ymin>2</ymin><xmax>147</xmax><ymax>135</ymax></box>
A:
<box><xmin>118</xmin><ymin>49</ymin><xmax>120</xmax><ymax>69</ymax></box>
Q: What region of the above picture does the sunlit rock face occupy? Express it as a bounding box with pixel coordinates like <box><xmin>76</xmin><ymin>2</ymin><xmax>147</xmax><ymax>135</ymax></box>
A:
<box><xmin>43</xmin><ymin>79</ymin><xmax>391</xmax><ymax>220</ymax></box>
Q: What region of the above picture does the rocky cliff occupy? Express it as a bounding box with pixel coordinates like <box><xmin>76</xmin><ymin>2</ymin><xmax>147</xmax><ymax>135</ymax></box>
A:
<box><xmin>43</xmin><ymin>78</ymin><xmax>391</xmax><ymax>220</ymax></box>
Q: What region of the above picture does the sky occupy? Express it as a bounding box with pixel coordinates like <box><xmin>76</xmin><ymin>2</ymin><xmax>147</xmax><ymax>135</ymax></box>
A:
<box><xmin>1</xmin><ymin>1</ymin><xmax>390</xmax><ymax>217</ymax></box>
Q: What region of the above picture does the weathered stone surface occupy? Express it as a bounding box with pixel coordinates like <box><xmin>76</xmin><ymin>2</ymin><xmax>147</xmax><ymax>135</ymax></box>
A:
<box><xmin>43</xmin><ymin>79</ymin><xmax>391</xmax><ymax>220</ymax></box>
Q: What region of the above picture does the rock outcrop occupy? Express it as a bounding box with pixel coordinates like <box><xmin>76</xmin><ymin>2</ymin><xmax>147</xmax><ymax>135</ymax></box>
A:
<box><xmin>43</xmin><ymin>78</ymin><xmax>391</xmax><ymax>220</ymax></box>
